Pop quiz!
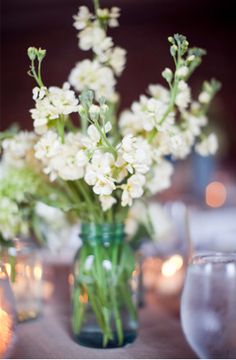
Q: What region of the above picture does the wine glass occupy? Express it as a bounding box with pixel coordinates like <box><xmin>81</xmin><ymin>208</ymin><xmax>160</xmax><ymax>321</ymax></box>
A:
<box><xmin>181</xmin><ymin>253</ymin><xmax>236</xmax><ymax>358</ymax></box>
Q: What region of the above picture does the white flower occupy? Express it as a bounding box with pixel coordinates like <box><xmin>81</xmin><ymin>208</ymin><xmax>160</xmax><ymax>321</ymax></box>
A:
<box><xmin>175</xmin><ymin>80</ymin><xmax>191</xmax><ymax>110</ymax></box>
<box><xmin>85</xmin><ymin>151</ymin><xmax>115</xmax><ymax>195</ymax></box>
<box><xmin>119</xmin><ymin>110</ymin><xmax>143</xmax><ymax>136</ymax></box>
<box><xmin>198</xmin><ymin>91</ymin><xmax>211</xmax><ymax>104</ymax></box>
<box><xmin>34</xmin><ymin>131</ymin><xmax>61</xmax><ymax>160</ymax></box>
<box><xmin>195</xmin><ymin>133</ymin><xmax>218</xmax><ymax>156</ymax></box>
<box><xmin>176</xmin><ymin>66</ymin><xmax>188</xmax><ymax>78</ymax></box>
<box><xmin>146</xmin><ymin>160</ymin><xmax>174</xmax><ymax>194</ymax></box>
<box><xmin>73</xmin><ymin>6</ymin><xmax>91</xmax><ymax>30</ymax></box>
<box><xmin>2</xmin><ymin>131</ymin><xmax>37</xmax><ymax>168</ymax></box>
<box><xmin>99</xmin><ymin>195</ymin><xmax>117</xmax><ymax>211</ymax></box>
<box><xmin>81</xmin><ymin>124</ymin><xmax>101</xmax><ymax>150</ymax></box>
<box><xmin>32</xmin><ymin>86</ymin><xmax>47</xmax><ymax>101</ymax></box>
<box><xmin>102</xmin><ymin>260</ymin><xmax>112</xmax><ymax>271</ymax></box>
<box><xmin>121</xmin><ymin>174</ymin><xmax>146</xmax><ymax>207</ymax></box>
<box><xmin>109</xmin><ymin>7</ymin><xmax>120</xmax><ymax>28</ymax></box>
<box><xmin>119</xmin><ymin>134</ymin><xmax>152</xmax><ymax>174</ymax></box>
<box><xmin>93</xmin><ymin>175</ymin><xmax>116</xmax><ymax>196</ymax></box>
<box><xmin>76</xmin><ymin>150</ymin><xmax>88</xmax><ymax>167</ymax></box>
<box><xmin>69</xmin><ymin>60</ymin><xmax>116</xmax><ymax>101</ymax></box>
<box><xmin>78</xmin><ymin>23</ymin><xmax>106</xmax><ymax>51</ymax></box>
<box><xmin>30</xmin><ymin>83</ymin><xmax>79</xmax><ymax>134</ymax></box>
<box><xmin>148</xmin><ymin>84</ymin><xmax>170</xmax><ymax>104</ymax></box>
<box><xmin>109</xmin><ymin>47</ymin><xmax>127</xmax><ymax>76</ymax></box>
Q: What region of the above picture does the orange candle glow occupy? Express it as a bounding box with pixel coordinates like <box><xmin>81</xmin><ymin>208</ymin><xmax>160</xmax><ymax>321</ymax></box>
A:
<box><xmin>0</xmin><ymin>307</ymin><xmax>14</xmax><ymax>357</ymax></box>
<box><xmin>205</xmin><ymin>181</ymin><xmax>227</xmax><ymax>208</ymax></box>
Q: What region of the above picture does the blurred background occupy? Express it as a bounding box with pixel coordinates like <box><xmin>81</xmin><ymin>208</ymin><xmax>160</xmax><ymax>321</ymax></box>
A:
<box><xmin>1</xmin><ymin>0</ymin><xmax>236</xmax><ymax>166</ymax></box>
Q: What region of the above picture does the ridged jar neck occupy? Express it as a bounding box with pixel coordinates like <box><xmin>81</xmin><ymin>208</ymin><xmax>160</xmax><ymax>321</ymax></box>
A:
<box><xmin>80</xmin><ymin>223</ymin><xmax>125</xmax><ymax>246</ymax></box>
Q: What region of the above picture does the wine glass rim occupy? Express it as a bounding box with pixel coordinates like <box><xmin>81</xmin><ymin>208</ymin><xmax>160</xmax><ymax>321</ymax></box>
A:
<box><xmin>191</xmin><ymin>252</ymin><xmax>236</xmax><ymax>265</ymax></box>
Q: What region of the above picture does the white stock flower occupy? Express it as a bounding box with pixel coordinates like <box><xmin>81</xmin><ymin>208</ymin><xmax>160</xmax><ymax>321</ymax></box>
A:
<box><xmin>119</xmin><ymin>110</ymin><xmax>143</xmax><ymax>136</ymax></box>
<box><xmin>85</xmin><ymin>151</ymin><xmax>115</xmax><ymax>195</ymax></box>
<box><xmin>109</xmin><ymin>47</ymin><xmax>127</xmax><ymax>76</ymax></box>
<box><xmin>73</xmin><ymin>6</ymin><xmax>91</xmax><ymax>30</ymax></box>
<box><xmin>148</xmin><ymin>84</ymin><xmax>170</xmax><ymax>104</ymax></box>
<box><xmin>109</xmin><ymin>7</ymin><xmax>120</xmax><ymax>27</ymax></box>
<box><xmin>34</xmin><ymin>131</ymin><xmax>61</xmax><ymax>160</ymax></box>
<box><xmin>99</xmin><ymin>195</ymin><xmax>117</xmax><ymax>211</ymax></box>
<box><xmin>32</xmin><ymin>86</ymin><xmax>47</xmax><ymax>101</ymax></box>
<box><xmin>175</xmin><ymin>80</ymin><xmax>191</xmax><ymax>110</ymax></box>
<box><xmin>69</xmin><ymin>60</ymin><xmax>116</xmax><ymax>101</ymax></box>
<box><xmin>195</xmin><ymin>133</ymin><xmax>218</xmax><ymax>156</ymax></box>
<box><xmin>81</xmin><ymin>125</ymin><xmax>101</xmax><ymax>151</ymax></box>
<box><xmin>35</xmin><ymin>132</ymin><xmax>86</xmax><ymax>182</ymax></box>
<box><xmin>119</xmin><ymin>134</ymin><xmax>152</xmax><ymax>174</ymax></box>
<box><xmin>121</xmin><ymin>174</ymin><xmax>146</xmax><ymax>207</ymax></box>
<box><xmin>2</xmin><ymin>131</ymin><xmax>37</xmax><ymax>168</ymax></box>
<box><xmin>78</xmin><ymin>23</ymin><xmax>106</xmax><ymax>51</ymax></box>
<box><xmin>30</xmin><ymin>83</ymin><xmax>79</xmax><ymax>134</ymax></box>
<box><xmin>146</xmin><ymin>160</ymin><xmax>174</xmax><ymax>194</ymax></box>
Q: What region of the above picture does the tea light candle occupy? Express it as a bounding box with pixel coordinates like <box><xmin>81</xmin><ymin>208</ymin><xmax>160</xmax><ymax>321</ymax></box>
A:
<box><xmin>0</xmin><ymin>307</ymin><xmax>14</xmax><ymax>357</ymax></box>
<box><xmin>157</xmin><ymin>254</ymin><xmax>185</xmax><ymax>296</ymax></box>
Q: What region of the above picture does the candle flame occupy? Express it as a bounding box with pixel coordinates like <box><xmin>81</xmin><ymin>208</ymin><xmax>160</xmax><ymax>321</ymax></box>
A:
<box><xmin>161</xmin><ymin>255</ymin><xmax>183</xmax><ymax>277</ymax></box>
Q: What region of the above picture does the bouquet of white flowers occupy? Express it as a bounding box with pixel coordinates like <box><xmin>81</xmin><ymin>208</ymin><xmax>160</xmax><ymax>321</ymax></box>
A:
<box><xmin>1</xmin><ymin>0</ymin><xmax>221</xmax><ymax>349</ymax></box>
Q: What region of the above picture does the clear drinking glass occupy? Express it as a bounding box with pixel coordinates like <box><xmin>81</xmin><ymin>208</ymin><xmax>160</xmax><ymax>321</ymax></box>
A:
<box><xmin>181</xmin><ymin>253</ymin><xmax>236</xmax><ymax>358</ymax></box>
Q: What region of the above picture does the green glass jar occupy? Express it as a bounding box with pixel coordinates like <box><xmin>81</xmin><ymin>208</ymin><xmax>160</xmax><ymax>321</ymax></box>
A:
<box><xmin>71</xmin><ymin>223</ymin><xmax>138</xmax><ymax>348</ymax></box>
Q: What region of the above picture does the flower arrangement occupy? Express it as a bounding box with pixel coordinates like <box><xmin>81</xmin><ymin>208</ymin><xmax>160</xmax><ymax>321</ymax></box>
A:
<box><xmin>1</xmin><ymin>0</ymin><xmax>221</xmax><ymax>348</ymax></box>
<box><xmin>26</xmin><ymin>21</ymin><xmax>220</xmax><ymax>223</ymax></box>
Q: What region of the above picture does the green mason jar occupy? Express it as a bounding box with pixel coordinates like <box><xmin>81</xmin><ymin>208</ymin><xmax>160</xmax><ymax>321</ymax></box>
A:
<box><xmin>71</xmin><ymin>223</ymin><xmax>138</xmax><ymax>348</ymax></box>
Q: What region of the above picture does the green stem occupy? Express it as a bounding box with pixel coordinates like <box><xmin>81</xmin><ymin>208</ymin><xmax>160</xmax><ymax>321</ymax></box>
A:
<box><xmin>93</xmin><ymin>0</ymin><xmax>100</xmax><ymax>13</ymax></box>
<box><xmin>75</xmin><ymin>181</ymin><xmax>99</xmax><ymax>222</ymax></box>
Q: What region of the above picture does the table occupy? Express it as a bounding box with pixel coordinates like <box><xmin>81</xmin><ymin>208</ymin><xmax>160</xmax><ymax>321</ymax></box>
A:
<box><xmin>10</xmin><ymin>265</ymin><xmax>196</xmax><ymax>359</ymax></box>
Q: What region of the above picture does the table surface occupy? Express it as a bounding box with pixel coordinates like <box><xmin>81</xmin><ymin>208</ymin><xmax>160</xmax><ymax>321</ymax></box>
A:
<box><xmin>10</xmin><ymin>265</ymin><xmax>196</xmax><ymax>359</ymax></box>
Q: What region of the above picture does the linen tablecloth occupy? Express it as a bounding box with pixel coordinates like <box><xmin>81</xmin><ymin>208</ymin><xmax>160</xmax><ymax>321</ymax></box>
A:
<box><xmin>10</xmin><ymin>265</ymin><xmax>196</xmax><ymax>359</ymax></box>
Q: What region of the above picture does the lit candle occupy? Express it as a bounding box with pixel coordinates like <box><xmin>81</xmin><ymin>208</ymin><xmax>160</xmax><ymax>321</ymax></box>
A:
<box><xmin>157</xmin><ymin>255</ymin><xmax>184</xmax><ymax>295</ymax></box>
<box><xmin>0</xmin><ymin>307</ymin><xmax>14</xmax><ymax>357</ymax></box>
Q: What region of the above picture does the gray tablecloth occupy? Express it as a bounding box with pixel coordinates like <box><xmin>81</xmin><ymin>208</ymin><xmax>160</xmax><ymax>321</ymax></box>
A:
<box><xmin>10</xmin><ymin>265</ymin><xmax>196</xmax><ymax>359</ymax></box>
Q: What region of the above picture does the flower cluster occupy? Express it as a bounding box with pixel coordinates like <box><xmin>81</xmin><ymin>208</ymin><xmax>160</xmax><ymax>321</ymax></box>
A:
<box><xmin>22</xmin><ymin>9</ymin><xmax>221</xmax><ymax>225</ymax></box>
<box><xmin>69</xmin><ymin>5</ymin><xmax>126</xmax><ymax>101</ymax></box>
<box><xmin>119</xmin><ymin>35</ymin><xmax>221</xmax><ymax>176</ymax></box>
<box><xmin>30</xmin><ymin>83</ymin><xmax>80</xmax><ymax>134</ymax></box>
<box><xmin>1</xmin><ymin>131</ymin><xmax>37</xmax><ymax>168</ymax></box>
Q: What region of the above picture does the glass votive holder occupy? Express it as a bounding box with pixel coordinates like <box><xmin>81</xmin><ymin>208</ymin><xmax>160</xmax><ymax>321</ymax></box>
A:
<box><xmin>1</xmin><ymin>240</ymin><xmax>43</xmax><ymax>322</ymax></box>
<box><xmin>0</xmin><ymin>263</ymin><xmax>16</xmax><ymax>358</ymax></box>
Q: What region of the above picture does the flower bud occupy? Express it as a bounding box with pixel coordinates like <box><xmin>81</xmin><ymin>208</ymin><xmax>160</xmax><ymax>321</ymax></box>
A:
<box><xmin>170</xmin><ymin>45</ymin><xmax>177</xmax><ymax>57</ymax></box>
<box><xmin>162</xmin><ymin>68</ymin><xmax>173</xmax><ymax>82</ymax></box>
<box><xmin>37</xmin><ymin>48</ymin><xmax>46</xmax><ymax>61</ymax></box>
<box><xmin>27</xmin><ymin>47</ymin><xmax>37</xmax><ymax>61</ymax></box>
<box><xmin>176</xmin><ymin>66</ymin><xmax>188</xmax><ymax>78</ymax></box>
<box><xmin>89</xmin><ymin>104</ymin><xmax>100</xmax><ymax>120</ymax></box>
<box><xmin>78</xmin><ymin>104</ymin><xmax>87</xmax><ymax>117</ymax></box>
